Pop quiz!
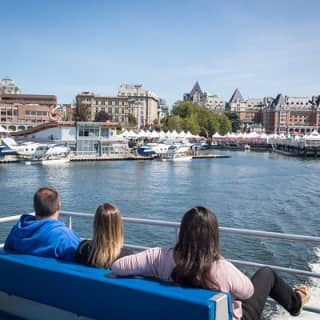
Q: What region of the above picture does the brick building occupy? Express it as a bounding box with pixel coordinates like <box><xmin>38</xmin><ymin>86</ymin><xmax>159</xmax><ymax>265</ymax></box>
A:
<box><xmin>0</xmin><ymin>93</ymin><xmax>58</xmax><ymax>124</ymax></box>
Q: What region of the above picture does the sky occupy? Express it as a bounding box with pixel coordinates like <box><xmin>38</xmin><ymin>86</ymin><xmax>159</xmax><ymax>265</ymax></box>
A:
<box><xmin>1</xmin><ymin>0</ymin><xmax>320</xmax><ymax>106</ymax></box>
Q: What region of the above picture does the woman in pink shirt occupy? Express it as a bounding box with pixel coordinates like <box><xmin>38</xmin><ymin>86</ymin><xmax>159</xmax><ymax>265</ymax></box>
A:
<box><xmin>112</xmin><ymin>206</ymin><xmax>310</xmax><ymax>320</ymax></box>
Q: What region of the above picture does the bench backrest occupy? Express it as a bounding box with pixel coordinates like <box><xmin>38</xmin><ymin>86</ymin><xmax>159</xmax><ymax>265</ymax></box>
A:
<box><xmin>0</xmin><ymin>251</ymin><xmax>232</xmax><ymax>320</ymax></box>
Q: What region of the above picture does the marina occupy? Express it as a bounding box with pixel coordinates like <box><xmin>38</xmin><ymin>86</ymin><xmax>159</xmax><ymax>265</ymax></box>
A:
<box><xmin>0</xmin><ymin>151</ymin><xmax>319</xmax><ymax>319</ymax></box>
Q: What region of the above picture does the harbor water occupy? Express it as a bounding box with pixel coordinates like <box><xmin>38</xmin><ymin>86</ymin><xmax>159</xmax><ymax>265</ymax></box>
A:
<box><xmin>1</xmin><ymin>150</ymin><xmax>319</xmax><ymax>319</ymax></box>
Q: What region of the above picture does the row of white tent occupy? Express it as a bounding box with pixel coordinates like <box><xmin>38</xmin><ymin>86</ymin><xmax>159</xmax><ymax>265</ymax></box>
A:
<box><xmin>119</xmin><ymin>129</ymin><xmax>200</xmax><ymax>139</ymax></box>
<box><xmin>213</xmin><ymin>130</ymin><xmax>320</xmax><ymax>141</ymax></box>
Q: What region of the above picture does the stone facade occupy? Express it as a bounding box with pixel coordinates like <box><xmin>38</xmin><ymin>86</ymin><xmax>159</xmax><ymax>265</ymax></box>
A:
<box><xmin>118</xmin><ymin>84</ymin><xmax>160</xmax><ymax>127</ymax></box>
<box><xmin>76</xmin><ymin>92</ymin><xmax>133</xmax><ymax>126</ymax></box>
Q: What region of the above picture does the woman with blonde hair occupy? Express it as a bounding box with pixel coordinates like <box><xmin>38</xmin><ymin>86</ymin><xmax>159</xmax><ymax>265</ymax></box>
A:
<box><xmin>76</xmin><ymin>203</ymin><xmax>133</xmax><ymax>268</ymax></box>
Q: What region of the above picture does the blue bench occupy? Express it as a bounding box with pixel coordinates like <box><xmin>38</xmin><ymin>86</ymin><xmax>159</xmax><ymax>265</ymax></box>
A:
<box><xmin>0</xmin><ymin>251</ymin><xmax>232</xmax><ymax>320</ymax></box>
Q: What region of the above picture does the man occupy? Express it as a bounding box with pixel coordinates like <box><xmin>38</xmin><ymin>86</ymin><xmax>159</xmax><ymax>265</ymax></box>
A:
<box><xmin>4</xmin><ymin>187</ymin><xmax>80</xmax><ymax>262</ymax></box>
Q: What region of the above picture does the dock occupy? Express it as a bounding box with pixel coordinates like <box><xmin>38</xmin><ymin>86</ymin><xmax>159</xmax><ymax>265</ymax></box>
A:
<box><xmin>70</xmin><ymin>153</ymin><xmax>230</xmax><ymax>162</ymax></box>
<box><xmin>0</xmin><ymin>157</ymin><xmax>20</xmax><ymax>164</ymax></box>
<box><xmin>192</xmin><ymin>154</ymin><xmax>230</xmax><ymax>159</ymax></box>
<box><xmin>70</xmin><ymin>155</ymin><xmax>155</xmax><ymax>162</ymax></box>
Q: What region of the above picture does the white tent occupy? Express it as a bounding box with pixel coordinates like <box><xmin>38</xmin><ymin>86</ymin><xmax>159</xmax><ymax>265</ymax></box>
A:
<box><xmin>150</xmin><ymin>130</ymin><xmax>159</xmax><ymax>138</ymax></box>
<box><xmin>159</xmin><ymin>130</ymin><xmax>166</xmax><ymax>138</ymax></box>
<box><xmin>171</xmin><ymin>130</ymin><xmax>178</xmax><ymax>137</ymax></box>
<box><xmin>118</xmin><ymin>130</ymin><xmax>128</xmax><ymax>138</ymax></box>
<box><xmin>305</xmin><ymin>130</ymin><xmax>320</xmax><ymax>141</ymax></box>
<box><xmin>127</xmin><ymin>130</ymin><xmax>137</xmax><ymax>138</ymax></box>
<box><xmin>177</xmin><ymin>131</ymin><xmax>186</xmax><ymax>138</ymax></box>
<box><xmin>185</xmin><ymin>131</ymin><xmax>193</xmax><ymax>138</ymax></box>
<box><xmin>138</xmin><ymin>129</ymin><xmax>147</xmax><ymax>137</ymax></box>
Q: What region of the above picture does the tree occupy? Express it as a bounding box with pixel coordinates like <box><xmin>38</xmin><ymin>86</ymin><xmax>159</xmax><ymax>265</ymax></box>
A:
<box><xmin>172</xmin><ymin>101</ymin><xmax>195</xmax><ymax>118</ymax></box>
<box><xmin>128</xmin><ymin>113</ymin><xmax>137</xmax><ymax>127</ymax></box>
<box><xmin>218</xmin><ymin>113</ymin><xmax>232</xmax><ymax>135</ymax></box>
<box><xmin>95</xmin><ymin>110</ymin><xmax>110</xmax><ymax>122</ymax></box>
<box><xmin>225</xmin><ymin>112</ymin><xmax>240</xmax><ymax>132</ymax></box>
<box><xmin>167</xmin><ymin>115</ymin><xmax>183</xmax><ymax>132</ymax></box>
<box><xmin>162</xmin><ymin>101</ymin><xmax>232</xmax><ymax>136</ymax></box>
<box><xmin>76</xmin><ymin>105</ymin><xmax>91</xmax><ymax>122</ymax></box>
<box><xmin>183</xmin><ymin>114</ymin><xmax>201</xmax><ymax>135</ymax></box>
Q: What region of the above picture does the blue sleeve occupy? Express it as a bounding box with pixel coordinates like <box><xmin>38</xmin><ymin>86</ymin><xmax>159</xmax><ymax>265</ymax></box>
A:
<box><xmin>56</xmin><ymin>230</ymin><xmax>81</xmax><ymax>262</ymax></box>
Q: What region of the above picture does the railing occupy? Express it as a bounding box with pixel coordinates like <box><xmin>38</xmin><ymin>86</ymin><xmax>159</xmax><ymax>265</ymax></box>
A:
<box><xmin>1</xmin><ymin>211</ymin><xmax>319</xmax><ymax>315</ymax></box>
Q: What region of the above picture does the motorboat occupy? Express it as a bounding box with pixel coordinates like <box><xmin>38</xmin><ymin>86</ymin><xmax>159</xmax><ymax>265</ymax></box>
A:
<box><xmin>159</xmin><ymin>145</ymin><xmax>192</xmax><ymax>161</ymax></box>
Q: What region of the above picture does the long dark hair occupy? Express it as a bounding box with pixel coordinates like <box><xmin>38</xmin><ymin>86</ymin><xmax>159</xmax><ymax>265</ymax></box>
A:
<box><xmin>171</xmin><ymin>206</ymin><xmax>221</xmax><ymax>289</ymax></box>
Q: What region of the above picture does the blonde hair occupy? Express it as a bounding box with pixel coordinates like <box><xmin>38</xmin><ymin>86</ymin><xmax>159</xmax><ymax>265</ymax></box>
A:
<box><xmin>89</xmin><ymin>203</ymin><xmax>124</xmax><ymax>268</ymax></box>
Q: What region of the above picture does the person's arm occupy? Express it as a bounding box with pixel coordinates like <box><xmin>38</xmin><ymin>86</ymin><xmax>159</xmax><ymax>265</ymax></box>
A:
<box><xmin>218</xmin><ymin>259</ymin><xmax>254</xmax><ymax>300</ymax></box>
<box><xmin>56</xmin><ymin>229</ymin><xmax>81</xmax><ymax>262</ymax></box>
<box><xmin>112</xmin><ymin>247</ymin><xmax>164</xmax><ymax>278</ymax></box>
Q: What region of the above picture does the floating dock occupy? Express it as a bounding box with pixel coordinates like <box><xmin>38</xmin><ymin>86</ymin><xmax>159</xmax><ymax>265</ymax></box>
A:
<box><xmin>0</xmin><ymin>157</ymin><xmax>20</xmax><ymax>164</ymax></box>
<box><xmin>70</xmin><ymin>155</ymin><xmax>155</xmax><ymax>162</ymax></box>
<box><xmin>192</xmin><ymin>154</ymin><xmax>230</xmax><ymax>159</ymax></box>
<box><xmin>70</xmin><ymin>154</ymin><xmax>230</xmax><ymax>162</ymax></box>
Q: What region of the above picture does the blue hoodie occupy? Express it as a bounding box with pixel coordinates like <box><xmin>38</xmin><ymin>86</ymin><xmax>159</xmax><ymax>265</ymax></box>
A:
<box><xmin>4</xmin><ymin>214</ymin><xmax>80</xmax><ymax>262</ymax></box>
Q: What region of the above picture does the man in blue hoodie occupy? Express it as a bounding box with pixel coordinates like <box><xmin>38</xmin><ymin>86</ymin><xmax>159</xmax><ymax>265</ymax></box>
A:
<box><xmin>4</xmin><ymin>187</ymin><xmax>80</xmax><ymax>262</ymax></box>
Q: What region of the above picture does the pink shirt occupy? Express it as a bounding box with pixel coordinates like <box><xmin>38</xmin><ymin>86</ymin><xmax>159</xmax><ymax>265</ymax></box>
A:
<box><xmin>112</xmin><ymin>247</ymin><xmax>254</xmax><ymax>320</ymax></box>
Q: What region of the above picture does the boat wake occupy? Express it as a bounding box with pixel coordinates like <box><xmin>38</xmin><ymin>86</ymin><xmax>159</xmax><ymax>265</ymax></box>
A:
<box><xmin>271</xmin><ymin>247</ymin><xmax>320</xmax><ymax>320</ymax></box>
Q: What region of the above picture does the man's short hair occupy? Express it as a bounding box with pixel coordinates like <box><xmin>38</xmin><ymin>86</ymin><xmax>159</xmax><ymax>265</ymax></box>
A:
<box><xmin>33</xmin><ymin>187</ymin><xmax>60</xmax><ymax>217</ymax></box>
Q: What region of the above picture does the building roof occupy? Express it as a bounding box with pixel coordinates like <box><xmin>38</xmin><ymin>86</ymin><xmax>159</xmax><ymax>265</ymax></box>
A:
<box><xmin>190</xmin><ymin>81</ymin><xmax>203</xmax><ymax>96</ymax></box>
<box><xmin>270</xmin><ymin>94</ymin><xmax>285</xmax><ymax>110</ymax></box>
<box><xmin>229</xmin><ymin>88</ymin><xmax>244</xmax><ymax>103</ymax></box>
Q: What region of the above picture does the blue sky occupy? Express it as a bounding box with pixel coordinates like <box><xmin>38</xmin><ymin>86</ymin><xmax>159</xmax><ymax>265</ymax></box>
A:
<box><xmin>1</xmin><ymin>0</ymin><xmax>319</xmax><ymax>106</ymax></box>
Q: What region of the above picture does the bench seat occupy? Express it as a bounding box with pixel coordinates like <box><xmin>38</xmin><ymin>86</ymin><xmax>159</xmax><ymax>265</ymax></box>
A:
<box><xmin>0</xmin><ymin>251</ymin><xmax>232</xmax><ymax>320</ymax></box>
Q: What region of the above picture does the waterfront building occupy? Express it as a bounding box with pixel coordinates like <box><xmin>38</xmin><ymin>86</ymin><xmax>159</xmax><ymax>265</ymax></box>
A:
<box><xmin>183</xmin><ymin>82</ymin><xmax>206</xmax><ymax>106</ymax></box>
<box><xmin>183</xmin><ymin>82</ymin><xmax>227</xmax><ymax>111</ymax></box>
<box><xmin>76</xmin><ymin>92</ymin><xmax>133</xmax><ymax>126</ymax></box>
<box><xmin>263</xmin><ymin>94</ymin><xmax>320</xmax><ymax>134</ymax></box>
<box><xmin>158</xmin><ymin>98</ymin><xmax>169</xmax><ymax>119</ymax></box>
<box><xmin>76</xmin><ymin>121</ymin><xmax>126</xmax><ymax>156</ymax></box>
<box><xmin>227</xmin><ymin>89</ymin><xmax>270</xmax><ymax>131</ymax></box>
<box><xmin>76</xmin><ymin>84</ymin><xmax>161</xmax><ymax>129</ymax></box>
<box><xmin>205</xmin><ymin>95</ymin><xmax>226</xmax><ymax>112</ymax></box>
<box><xmin>0</xmin><ymin>93</ymin><xmax>58</xmax><ymax>126</ymax></box>
<box><xmin>118</xmin><ymin>84</ymin><xmax>160</xmax><ymax>128</ymax></box>
<box><xmin>0</xmin><ymin>78</ymin><xmax>21</xmax><ymax>94</ymax></box>
<box><xmin>11</xmin><ymin>121</ymin><xmax>125</xmax><ymax>156</ymax></box>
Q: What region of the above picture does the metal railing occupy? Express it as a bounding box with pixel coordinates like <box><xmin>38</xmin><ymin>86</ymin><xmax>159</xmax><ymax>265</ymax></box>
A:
<box><xmin>1</xmin><ymin>211</ymin><xmax>319</xmax><ymax>314</ymax></box>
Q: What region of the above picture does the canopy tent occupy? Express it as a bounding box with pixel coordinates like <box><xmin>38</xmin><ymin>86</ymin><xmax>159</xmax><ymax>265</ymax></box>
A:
<box><xmin>150</xmin><ymin>130</ymin><xmax>159</xmax><ymax>138</ymax></box>
<box><xmin>137</xmin><ymin>129</ymin><xmax>148</xmax><ymax>137</ymax></box>
<box><xmin>176</xmin><ymin>131</ymin><xmax>186</xmax><ymax>138</ymax></box>
<box><xmin>126</xmin><ymin>130</ymin><xmax>137</xmax><ymax>138</ymax></box>
<box><xmin>305</xmin><ymin>130</ymin><xmax>320</xmax><ymax>141</ymax></box>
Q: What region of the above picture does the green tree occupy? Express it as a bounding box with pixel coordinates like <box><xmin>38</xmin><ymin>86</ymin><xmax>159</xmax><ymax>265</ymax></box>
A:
<box><xmin>167</xmin><ymin>115</ymin><xmax>183</xmax><ymax>132</ymax></box>
<box><xmin>225</xmin><ymin>112</ymin><xmax>240</xmax><ymax>132</ymax></box>
<box><xmin>76</xmin><ymin>105</ymin><xmax>91</xmax><ymax>122</ymax></box>
<box><xmin>172</xmin><ymin>101</ymin><xmax>196</xmax><ymax>118</ymax></box>
<box><xmin>163</xmin><ymin>101</ymin><xmax>232</xmax><ymax>136</ymax></box>
<box><xmin>128</xmin><ymin>113</ymin><xmax>137</xmax><ymax>127</ymax></box>
<box><xmin>183</xmin><ymin>114</ymin><xmax>201</xmax><ymax>135</ymax></box>
<box><xmin>218</xmin><ymin>114</ymin><xmax>232</xmax><ymax>135</ymax></box>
